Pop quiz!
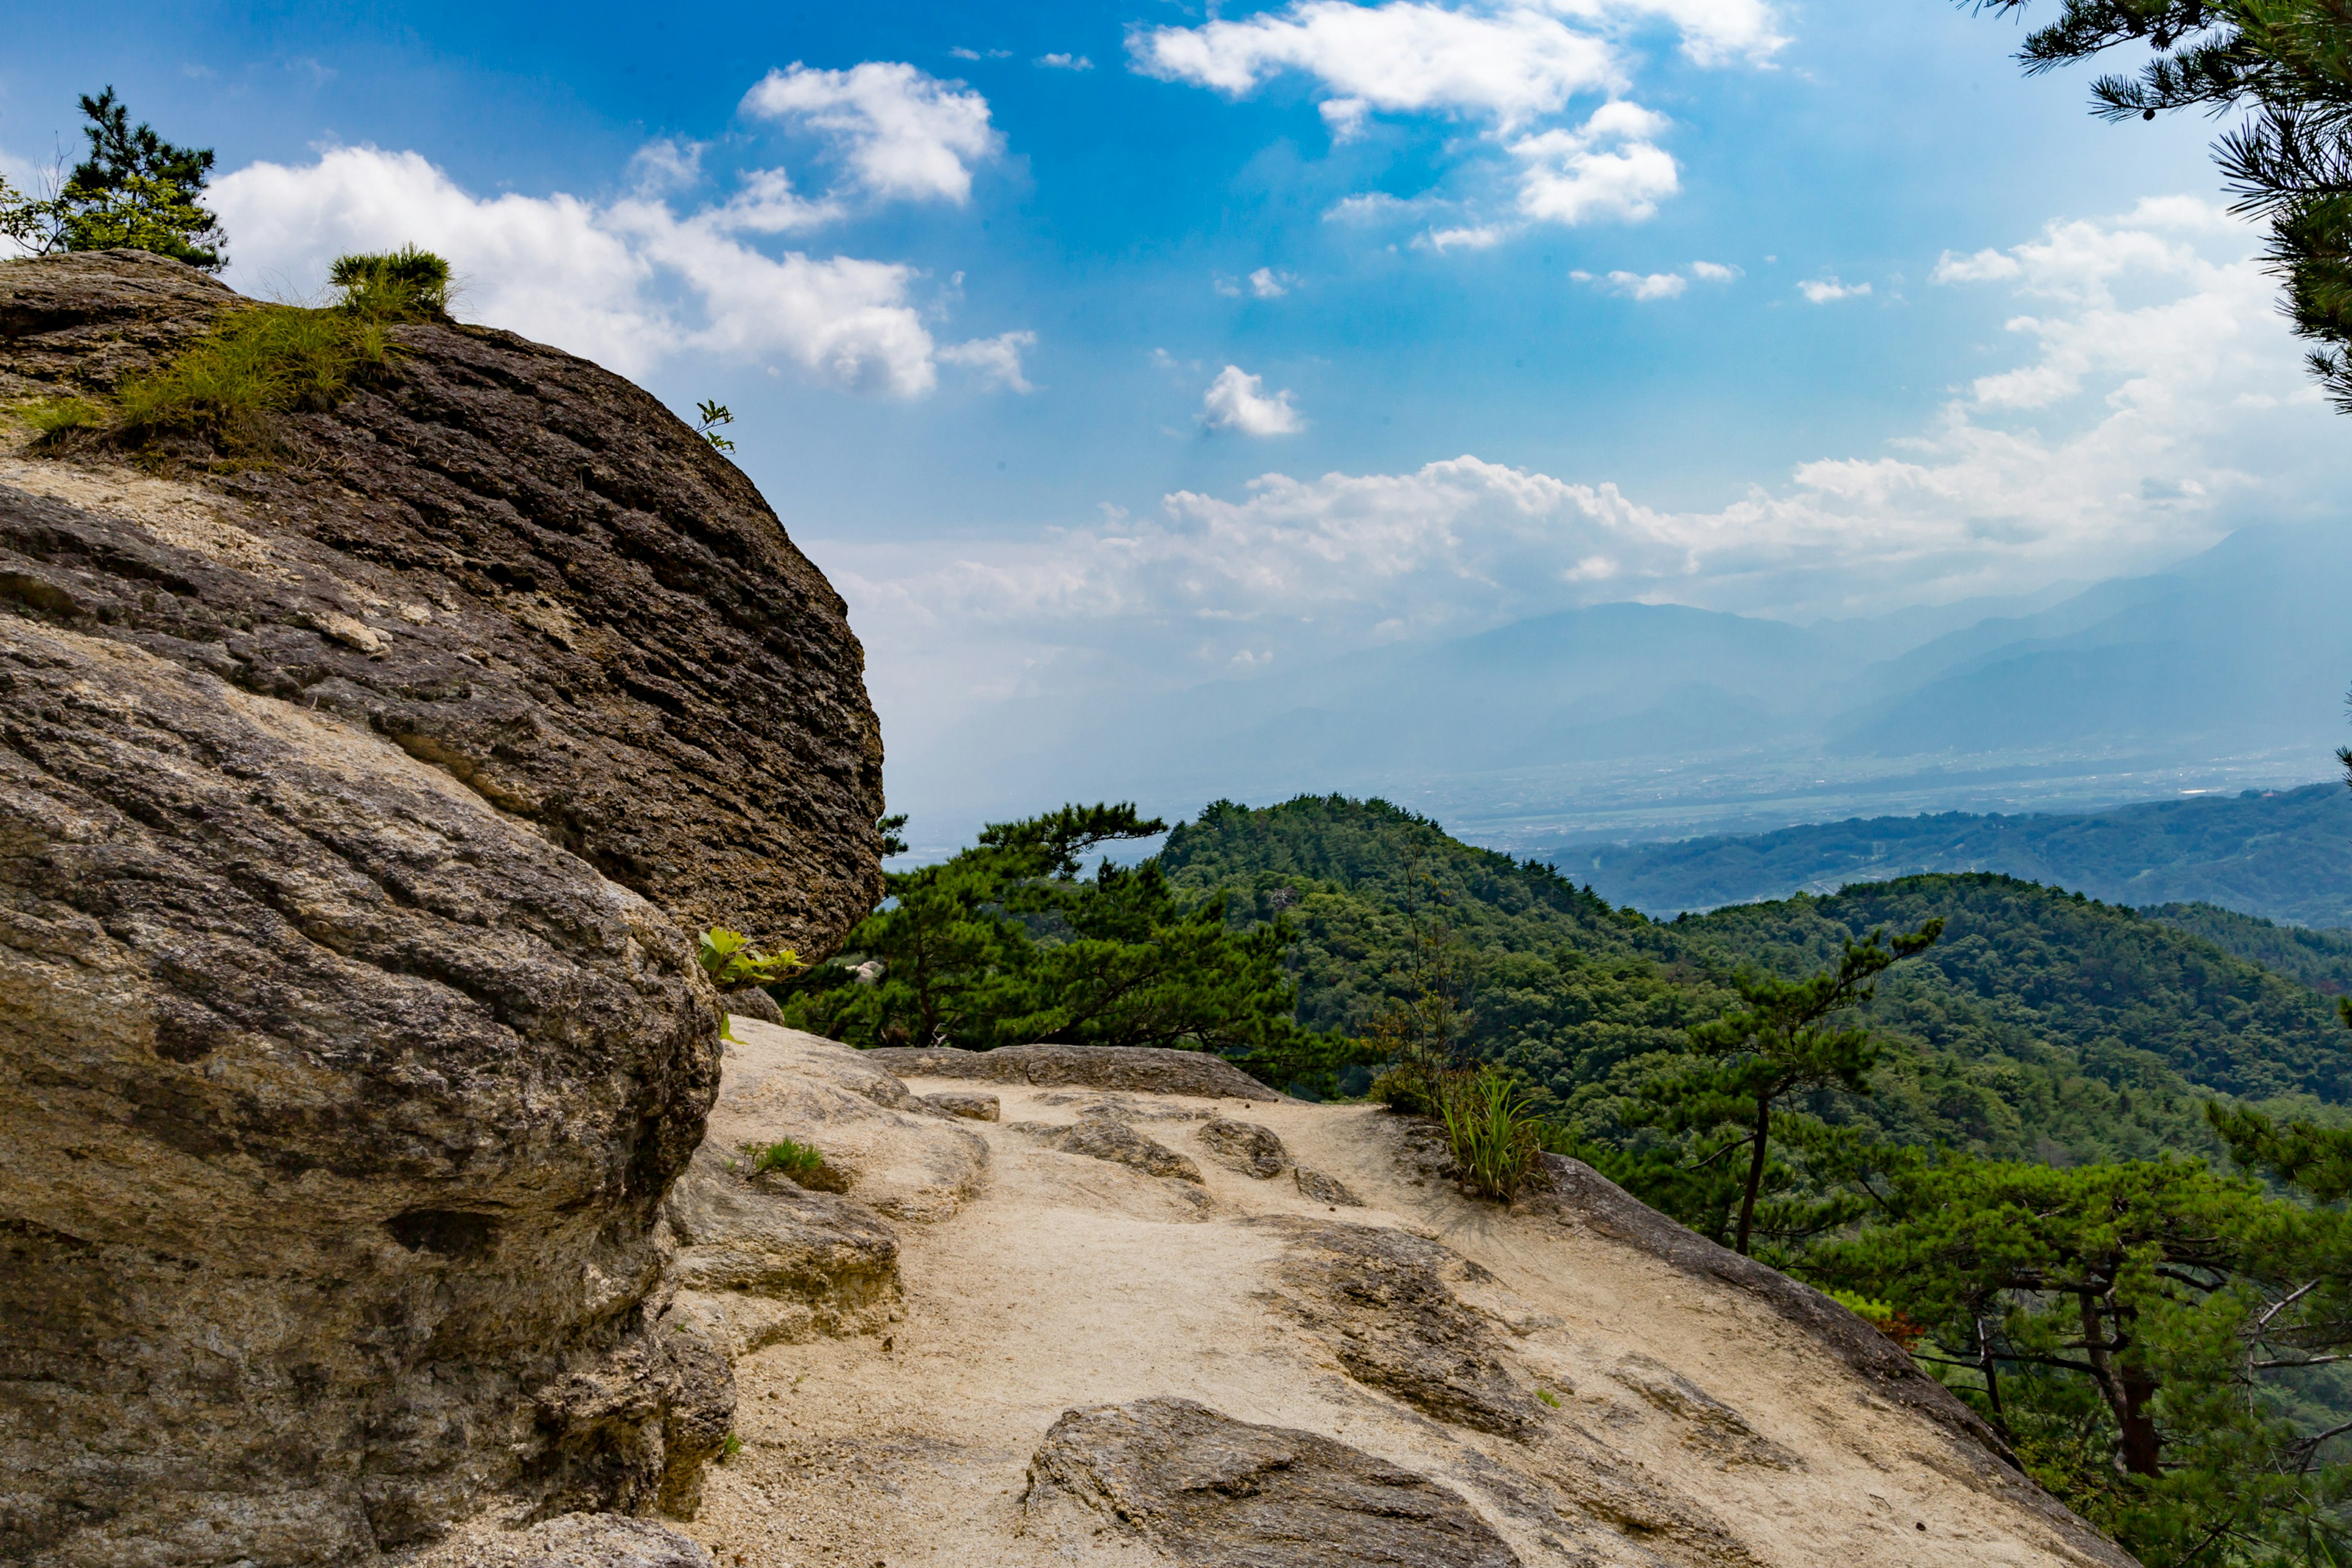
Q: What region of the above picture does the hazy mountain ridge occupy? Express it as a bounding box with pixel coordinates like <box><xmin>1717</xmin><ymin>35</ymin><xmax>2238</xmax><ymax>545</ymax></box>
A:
<box><xmin>1550</xmin><ymin>782</ymin><xmax>2352</xmax><ymax>924</ymax></box>
<box><xmin>895</xmin><ymin>523</ymin><xmax>2352</xmax><ymax>855</ymax></box>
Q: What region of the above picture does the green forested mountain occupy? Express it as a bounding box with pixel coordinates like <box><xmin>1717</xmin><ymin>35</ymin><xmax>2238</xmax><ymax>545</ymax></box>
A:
<box><xmin>1549</xmin><ymin>782</ymin><xmax>2352</xmax><ymax>924</ymax></box>
<box><xmin>2141</xmin><ymin>900</ymin><xmax>2352</xmax><ymax>996</ymax></box>
<box><xmin>1164</xmin><ymin>797</ymin><xmax>2352</xmax><ymax>1163</ymax></box>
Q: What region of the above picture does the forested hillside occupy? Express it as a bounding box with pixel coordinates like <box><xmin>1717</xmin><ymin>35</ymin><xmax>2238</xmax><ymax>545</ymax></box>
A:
<box><xmin>1164</xmin><ymin>797</ymin><xmax>2352</xmax><ymax>1164</ymax></box>
<box><xmin>1552</xmin><ymin>782</ymin><xmax>2352</xmax><ymax>924</ymax></box>
<box><xmin>2142</xmin><ymin>900</ymin><xmax>2352</xmax><ymax>995</ymax></box>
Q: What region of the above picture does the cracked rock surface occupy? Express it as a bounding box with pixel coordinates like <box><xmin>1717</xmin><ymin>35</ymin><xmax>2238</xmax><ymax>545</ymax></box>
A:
<box><xmin>1024</xmin><ymin>1396</ymin><xmax>1518</xmax><ymax>1568</ymax></box>
<box><xmin>0</xmin><ymin>253</ymin><xmax>882</xmax><ymax>1566</ymax></box>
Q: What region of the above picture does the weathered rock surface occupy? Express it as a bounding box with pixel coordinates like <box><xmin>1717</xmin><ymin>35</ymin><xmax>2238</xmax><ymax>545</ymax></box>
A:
<box><xmin>1024</xmin><ymin>1397</ymin><xmax>1518</xmax><ymax>1568</ymax></box>
<box><xmin>1254</xmin><ymin>1219</ymin><xmax>1547</xmax><ymax>1440</ymax></box>
<box><xmin>1</xmin><ymin>250</ymin><xmax>886</xmax><ymax>952</ymax></box>
<box><xmin>704</xmin><ymin>1022</ymin><xmax>986</xmax><ymax>1223</ymax></box>
<box><xmin>725</xmin><ymin>987</ymin><xmax>785</xmax><ymax>1025</ymax></box>
<box><xmin>1022</xmin><ymin>1110</ymin><xmax>1208</xmax><ymax>1185</ymax></box>
<box><xmin>1198</xmin><ymin>1115</ymin><xmax>1293</xmax><ymax>1177</ymax></box>
<box><xmin>919</xmin><ymin>1091</ymin><xmax>1001</xmax><ymax>1121</ymax></box>
<box><xmin>399</xmin><ymin>1512</ymin><xmax>719</xmax><ymax>1567</ymax></box>
<box><xmin>865</xmin><ymin>1042</ymin><xmax>1281</xmax><ymax>1100</ymax></box>
<box><xmin>662</xmin><ymin>1161</ymin><xmax>901</xmax><ymax>1357</ymax></box>
<box><xmin>1294</xmin><ymin>1166</ymin><xmax>1364</xmax><ymax>1207</ymax></box>
<box><xmin>0</xmin><ymin>254</ymin><xmax>884</xmax><ymax>1565</ymax></box>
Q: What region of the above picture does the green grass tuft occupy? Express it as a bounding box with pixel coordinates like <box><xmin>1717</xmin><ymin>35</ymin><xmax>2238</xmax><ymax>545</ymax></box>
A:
<box><xmin>17</xmin><ymin>394</ymin><xmax>107</xmax><ymax>441</ymax></box>
<box><xmin>115</xmin><ymin>305</ymin><xmax>391</xmax><ymax>451</ymax></box>
<box><xmin>742</xmin><ymin>1137</ymin><xmax>827</xmax><ymax>1180</ymax></box>
<box><xmin>1536</xmin><ymin>1387</ymin><xmax>1561</xmax><ymax>1408</ymax></box>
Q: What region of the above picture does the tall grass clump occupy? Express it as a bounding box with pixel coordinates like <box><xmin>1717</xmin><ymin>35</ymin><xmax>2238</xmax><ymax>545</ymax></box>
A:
<box><xmin>1438</xmin><ymin>1066</ymin><xmax>1544</xmax><ymax>1202</ymax></box>
<box><xmin>111</xmin><ymin>246</ymin><xmax>450</xmax><ymax>453</ymax></box>
<box><xmin>330</xmin><ymin>245</ymin><xmax>451</xmax><ymax>322</ymax></box>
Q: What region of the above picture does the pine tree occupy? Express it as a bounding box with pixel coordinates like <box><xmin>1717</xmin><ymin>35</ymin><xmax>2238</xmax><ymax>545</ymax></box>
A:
<box><xmin>1969</xmin><ymin>0</ymin><xmax>2352</xmax><ymax>410</ymax></box>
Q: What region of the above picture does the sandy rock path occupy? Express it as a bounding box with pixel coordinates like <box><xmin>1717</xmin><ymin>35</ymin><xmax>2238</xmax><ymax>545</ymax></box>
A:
<box><xmin>681</xmin><ymin>1028</ymin><xmax>2130</xmax><ymax>1568</ymax></box>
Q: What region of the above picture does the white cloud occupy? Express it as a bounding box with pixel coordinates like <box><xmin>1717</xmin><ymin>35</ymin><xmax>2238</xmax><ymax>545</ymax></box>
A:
<box><xmin>211</xmin><ymin>145</ymin><xmax>938</xmax><ymax>390</ymax></box>
<box><xmin>940</xmin><ymin>330</ymin><xmax>1039</xmax><ymax>393</ymax></box>
<box><xmin>1510</xmin><ymin>101</ymin><xmax>1676</xmax><ymax>225</ymax></box>
<box><xmin>1202</xmin><ymin>365</ymin><xmax>1306</xmax><ymax>434</ymax></box>
<box><xmin>1798</xmin><ymin>276</ymin><xmax>1870</xmax><ymax>303</ymax></box>
<box><xmin>1036</xmin><ymin>53</ymin><xmax>1095</xmax><ymax>70</ymax></box>
<box><xmin>1419</xmin><ymin>224</ymin><xmax>1511</xmax><ymax>251</ymax></box>
<box><xmin>1250</xmin><ymin>266</ymin><xmax>1295</xmax><ymax>298</ymax></box>
<box><xmin>1131</xmin><ymin>2</ymin><xmax>1619</xmax><ymax>132</ymax></box>
<box><xmin>825</xmin><ymin>198</ymin><xmax>2344</xmax><ymax>718</ymax></box>
<box><xmin>742</xmin><ymin>61</ymin><xmax>1000</xmax><ymax>204</ymax></box>
<box><xmin>1593</xmin><ymin>269</ymin><xmax>1686</xmax><ymax>299</ymax></box>
<box><xmin>1135</xmin><ymin>0</ymin><xmax>1777</xmax><ymax>244</ymax></box>
<box><xmin>1690</xmin><ymin>259</ymin><xmax>1741</xmax><ymax>282</ymax></box>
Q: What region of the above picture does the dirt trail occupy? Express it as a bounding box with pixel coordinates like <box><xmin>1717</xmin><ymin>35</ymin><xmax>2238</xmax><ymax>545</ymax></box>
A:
<box><xmin>682</xmin><ymin>1027</ymin><xmax>2130</xmax><ymax>1568</ymax></box>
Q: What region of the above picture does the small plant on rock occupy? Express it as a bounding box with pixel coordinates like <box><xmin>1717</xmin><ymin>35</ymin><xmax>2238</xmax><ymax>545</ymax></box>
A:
<box><xmin>17</xmin><ymin>395</ymin><xmax>105</xmax><ymax>444</ymax></box>
<box><xmin>698</xmin><ymin>927</ymin><xmax>804</xmax><ymax>1041</ymax></box>
<box><xmin>739</xmin><ymin>1137</ymin><xmax>846</xmax><ymax>1192</ymax></box>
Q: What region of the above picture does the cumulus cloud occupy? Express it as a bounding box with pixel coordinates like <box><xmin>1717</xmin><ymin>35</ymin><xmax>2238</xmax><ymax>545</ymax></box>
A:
<box><xmin>1202</xmin><ymin>365</ymin><xmax>1306</xmax><ymax>434</ymax></box>
<box><xmin>742</xmin><ymin>61</ymin><xmax>1000</xmax><ymax>203</ymax></box>
<box><xmin>824</xmin><ymin>198</ymin><xmax>2342</xmax><ymax>715</ymax></box>
<box><xmin>1036</xmin><ymin>53</ymin><xmax>1095</xmax><ymax>70</ymax></box>
<box><xmin>1510</xmin><ymin>101</ymin><xmax>1676</xmax><ymax>225</ymax></box>
<box><xmin>1134</xmin><ymin>0</ymin><xmax>1776</xmax><ymax>244</ymax></box>
<box><xmin>1798</xmin><ymin>276</ymin><xmax>1870</xmax><ymax>303</ymax></box>
<box><xmin>213</xmin><ymin>145</ymin><xmax>927</xmax><ymax>390</ymax></box>
<box><xmin>1690</xmin><ymin>259</ymin><xmax>1741</xmax><ymax>282</ymax></box>
<box><xmin>1250</xmin><ymin>266</ymin><xmax>1294</xmax><ymax>298</ymax></box>
<box><xmin>939</xmin><ymin>330</ymin><xmax>1039</xmax><ymax>392</ymax></box>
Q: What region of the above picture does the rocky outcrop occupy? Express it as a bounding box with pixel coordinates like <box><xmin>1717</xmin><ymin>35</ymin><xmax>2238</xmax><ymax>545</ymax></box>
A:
<box><xmin>866</xmin><ymin>1042</ymin><xmax>1281</xmax><ymax>1099</ymax></box>
<box><xmin>1024</xmin><ymin>1398</ymin><xmax>1518</xmax><ymax>1568</ymax></box>
<box><xmin>0</xmin><ymin>254</ymin><xmax>884</xmax><ymax>1566</ymax></box>
<box><xmin>1024</xmin><ymin>1111</ymin><xmax>1208</xmax><ymax>1184</ymax></box>
<box><xmin>0</xmin><ymin>250</ymin><xmax>885</xmax><ymax>952</ymax></box>
<box><xmin>1254</xmin><ymin>1219</ymin><xmax>1548</xmax><ymax>1441</ymax></box>
<box><xmin>403</xmin><ymin>1513</ymin><xmax>719</xmax><ymax>1568</ymax></box>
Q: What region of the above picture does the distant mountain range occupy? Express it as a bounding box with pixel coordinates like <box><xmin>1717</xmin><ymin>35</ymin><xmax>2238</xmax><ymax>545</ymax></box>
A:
<box><xmin>1544</xmin><ymin>782</ymin><xmax>2352</xmax><ymax>926</ymax></box>
<box><xmin>892</xmin><ymin>521</ymin><xmax>2352</xmax><ymax>854</ymax></box>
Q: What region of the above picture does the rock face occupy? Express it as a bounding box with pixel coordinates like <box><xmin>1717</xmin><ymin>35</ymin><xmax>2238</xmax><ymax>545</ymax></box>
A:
<box><xmin>0</xmin><ymin>250</ymin><xmax>886</xmax><ymax>952</ymax></box>
<box><xmin>1025</xmin><ymin>1398</ymin><xmax>1518</xmax><ymax>1568</ymax></box>
<box><xmin>865</xmin><ymin>1042</ymin><xmax>1281</xmax><ymax>1100</ymax></box>
<box><xmin>0</xmin><ymin>254</ymin><xmax>884</xmax><ymax>1565</ymax></box>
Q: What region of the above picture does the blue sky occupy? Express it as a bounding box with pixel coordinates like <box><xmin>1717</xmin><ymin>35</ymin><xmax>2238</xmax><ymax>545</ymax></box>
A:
<box><xmin>7</xmin><ymin>0</ymin><xmax>2349</xmax><ymax>829</ymax></box>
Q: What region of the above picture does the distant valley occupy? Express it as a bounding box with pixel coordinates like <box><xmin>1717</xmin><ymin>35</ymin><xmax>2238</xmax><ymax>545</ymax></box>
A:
<box><xmin>892</xmin><ymin>521</ymin><xmax>2352</xmax><ymax>858</ymax></box>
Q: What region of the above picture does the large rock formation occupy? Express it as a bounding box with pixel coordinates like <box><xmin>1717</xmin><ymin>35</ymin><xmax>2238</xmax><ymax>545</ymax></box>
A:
<box><xmin>0</xmin><ymin>252</ymin><xmax>884</xmax><ymax>1566</ymax></box>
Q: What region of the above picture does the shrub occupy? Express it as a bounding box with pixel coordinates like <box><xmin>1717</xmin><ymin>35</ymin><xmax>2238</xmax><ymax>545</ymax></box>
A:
<box><xmin>330</xmin><ymin>246</ymin><xmax>451</xmax><ymax>322</ymax></box>
<box><xmin>1438</xmin><ymin>1066</ymin><xmax>1544</xmax><ymax>1201</ymax></box>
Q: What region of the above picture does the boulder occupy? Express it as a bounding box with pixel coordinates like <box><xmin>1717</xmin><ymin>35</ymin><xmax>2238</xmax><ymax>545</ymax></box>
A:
<box><xmin>725</xmin><ymin>987</ymin><xmax>785</xmax><ymax>1026</ymax></box>
<box><xmin>1023</xmin><ymin>1396</ymin><xmax>1517</xmax><ymax>1568</ymax></box>
<box><xmin>662</xmin><ymin>1157</ymin><xmax>901</xmax><ymax>1357</ymax></box>
<box><xmin>1024</xmin><ymin>1112</ymin><xmax>1207</xmax><ymax>1184</ymax></box>
<box><xmin>0</xmin><ymin>253</ymin><xmax>883</xmax><ymax>1565</ymax></box>
<box><xmin>1294</xmin><ymin>1167</ymin><xmax>1364</xmax><ymax>1207</ymax></box>
<box><xmin>0</xmin><ymin>250</ymin><xmax>884</xmax><ymax>955</ymax></box>
<box><xmin>1197</xmin><ymin>1116</ymin><xmax>1294</xmax><ymax>1178</ymax></box>
<box><xmin>867</xmin><ymin>1042</ymin><xmax>1281</xmax><ymax>1101</ymax></box>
